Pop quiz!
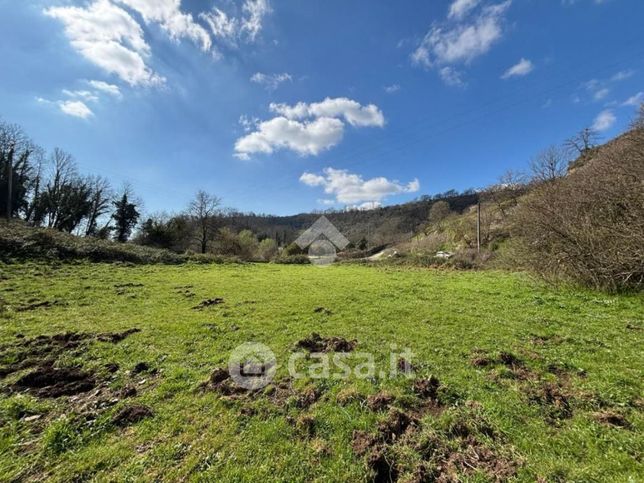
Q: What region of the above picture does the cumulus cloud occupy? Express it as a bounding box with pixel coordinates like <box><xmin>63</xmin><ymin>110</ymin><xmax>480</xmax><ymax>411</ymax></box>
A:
<box><xmin>300</xmin><ymin>168</ymin><xmax>420</xmax><ymax>205</ymax></box>
<box><xmin>234</xmin><ymin>99</ymin><xmax>384</xmax><ymax>159</ymax></box>
<box><xmin>269</xmin><ymin>98</ymin><xmax>385</xmax><ymax>127</ymax></box>
<box><xmin>412</xmin><ymin>1</ymin><xmax>512</xmax><ymax>85</ymax></box>
<box><xmin>251</xmin><ymin>72</ymin><xmax>292</xmax><ymax>91</ymax></box>
<box><xmin>45</xmin><ymin>0</ymin><xmax>164</xmax><ymax>86</ymax></box>
<box><xmin>235</xmin><ymin>98</ymin><xmax>384</xmax><ymax>159</ymax></box>
<box><xmin>501</xmin><ymin>58</ymin><xmax>534</xmax><ymax>79</ymax></box>
<box><xmin>59</xmin><ymin>100</ymin><xmax>94</xmax><ymax>119</ymax></box>
<box><xmin>592</xmin><ymin>109</ymin><xmax>616</xmax><ymax>131</ymax></box>
<box><xmin>235</xmin><ymin>117</ymin><xmax>345</xmax><ymax>159</ymax></box>
<box><xmin>115</xmin><ymin>0</ymin><xmax>211</xmax><ymax>51</ymax></box>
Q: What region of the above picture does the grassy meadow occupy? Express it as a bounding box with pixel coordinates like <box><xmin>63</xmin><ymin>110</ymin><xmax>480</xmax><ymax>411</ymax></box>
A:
<box><xmin>0</xmin><ymin>261</ymin><xmax>642</xmax><ymax>482</ymax></box>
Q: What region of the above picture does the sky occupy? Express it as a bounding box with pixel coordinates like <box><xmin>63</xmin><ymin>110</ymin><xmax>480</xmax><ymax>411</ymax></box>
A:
<box><xmin>0</xmin><ymin>0</ymin><xmax>643</xmax><ymax>216</ymax></box>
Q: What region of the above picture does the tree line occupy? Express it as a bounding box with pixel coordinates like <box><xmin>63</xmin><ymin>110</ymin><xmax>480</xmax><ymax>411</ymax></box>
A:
<box><xmin>1</xmin><ymin>120</ymin><xmax>140</xmax><ymax>242</ymax></box>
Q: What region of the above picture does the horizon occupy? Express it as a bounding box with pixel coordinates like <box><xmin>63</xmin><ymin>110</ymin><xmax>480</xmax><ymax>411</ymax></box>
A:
<box><xmin>1</xmin><ymin>0</ymin><xmax>643</xmax><ymax>217</ymax></box>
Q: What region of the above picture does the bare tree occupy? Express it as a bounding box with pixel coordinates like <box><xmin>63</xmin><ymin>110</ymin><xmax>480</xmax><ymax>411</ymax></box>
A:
<box><xmin>564</xmin><ymin>127</ymin><xmax>600</xmax><ymax>158</ymax></box>
<box><xmin>530</xmin><ymin>145</ymin><xmax>567</xmax><ymax>182</ymax></box>
<box><xmin>85</xmin><ymin>176</ymin><xmax>113</xmax><ymax>236</ymax></box>
<box><xmin>426</xmin><ymin>200</ymin><xmax>451</xmax><ymax>233</ymax></box>
<box><xmin>188</xmin><ymin>190</ymin><xmax>221</xmax><ymax>254</ymax></box>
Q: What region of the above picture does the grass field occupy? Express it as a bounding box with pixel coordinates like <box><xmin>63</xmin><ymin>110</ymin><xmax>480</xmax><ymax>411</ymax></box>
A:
<box><xmin>0</xmin><ymin>262</ymin><xmax>642</xmax><ymax>482</ymax></box>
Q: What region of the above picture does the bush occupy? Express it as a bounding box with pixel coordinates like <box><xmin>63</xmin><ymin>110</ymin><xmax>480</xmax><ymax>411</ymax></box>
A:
<box><xmin>511</xmin><ymin>129</ymin><xmax>644</xmax><ymax>292</ymax></box>
<box><xmin>275</xmin><ymin>254</ymin><xmax>310</xmax><ymax>265</ymax></box>
<box><xmin>0</xmin><ymin>222</ymin><xmax>239</xmax><ymax>265</ymax></box>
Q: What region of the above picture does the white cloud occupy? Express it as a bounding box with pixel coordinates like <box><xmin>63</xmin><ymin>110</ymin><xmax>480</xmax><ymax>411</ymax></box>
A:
<box><xmin>45</xmin><ymin>0</ymin><xmax>164</xmax><ymax>87</ymax></box>
<box><xmin>448</xmin><ymin>0</ymin><xmax>481</xmax><ymax>19</ymax></box>
<box><xmin>235</xmin><ymin>117</ymin><xmax>345</xmax><ymax>159</ymax></box>
<box><xmin>611</xmin><ymin>69</ymin><xmax>634</xmax><ymax>82</ymax></box>
<box><xmin>88</xmin><ymin>80</ymin><xmax>122</xmax><ymax>98</ymax></box>
<box><xmin>593</xmin><ymin>87</ymin><xmax>610</xmax><ymax>101</ymax></box>
<box><xmin>623</xmin><ymin>92</ymin><xmax>644</xmax><ymax>107</ymax></box>
<box><xmin>439</xmin><ymin>67</ymin><xmax>465</xmax><ymax>86</ymax></box>
<box><xmin>241</xmin><ymin>0</ymin><xmax>271</xmax><ymax>41</ymax></box>
<box><xmin>251</xmin><ymin>72</ymin><xmax>292</xmax><ymax>91</ymax></box>
<box><xmin>592</xmin><ymin>109</ymin><xmax>616</xmax><ymax>131</ymax></box>
<box><xmin>412</xmin><ymin>1</ymin><xmax>512</xmax><ymax>85</ymax></box>
<box><xmin>62</xmin><ymin>89</ymin><xmax>99</xmax><ymax>102</ymax></box>
<box><xmin>59</xmin><ymin>100</ymin><xmax>94</xmax><ymax>119</ymax></box>
<box><xmin>384</xmin><ymin>84</ymin><xmax>401</xmax><ymax>94</ymax></box>
<box><xmin>200</xmin><ymin>0</ymin><xmax>270</xmax><ymax>44</ymax></box>
<box><xmin>501</xmin><ymin>58</ymin><xmax>534</xmax><ymax>79</ymax></box>
<box><xmin>115</xmin><ymin>0</ymin><xmax>211</xmax><ymax>51</ymax></box>
<box><xmin>235</xmin><ymin>98</ymin><xmax>384</xmax><ymax>159</ymax></box>
<box><xmin>300</xmin><ymin>168</ymin><xmax>420</xmax><ymax>205</ymax></box>
<box><xmin>413</xmin><ymin>1</ymin><xmax>511</xmax><ymax>66</ymax></box>
<box><xmin>200</xmin><ymin>8</ymin><xmax>239</xmax><ymax>42</ymax></box>
<box><xmin>269</xmin><ymin>98</ymin><xmax>385</xmax><ymax>127</ymax></box>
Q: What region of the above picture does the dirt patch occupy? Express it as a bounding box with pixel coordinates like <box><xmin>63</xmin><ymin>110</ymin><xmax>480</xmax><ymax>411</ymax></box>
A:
<box><xmin>296</xmin><ymin>386</ymin><xmax>322</xmax><ymax>408</ymax></box>
<box><xmin>16</xmin><ymin>299</ymin><xmax>66</xmax><ymax>312</ymax></box>
<box><xmin>295</xmin><ymin>333</ymin><xmax>357</xmax><ymax>352</ymax></box>
<box><xmin>97</xmin><ymin>328</ymin><xmax>141</xmax><ymax>343</ymax></box>
<box><xmin>592</xmin><ymin>411</ymin><xmax>631</xmax><ymax>428</ymax></box>
<box><xmin>192</xmin><ymin>298</ymin><xmax>224</xmax><ymax>310</ymax></box>
<box><xmin>313</xmin><ymin>307</ymin><xmax>332</xmax><ymax>315</ymax></box>
<box><xmin>527</xmin><ymin>382</ymin><xmax>573</xmax><ymax>423</ymax></box>
<box><xmin>397</xmin><ymin>357</ymin><xmax>415</xmax><ymax>374</ymax></box>
<box><xmin>131</xmin><ymin>362</ymin><xmax>155</xmax><ymax>375</ymax></box>
<box><xmin>12</xmin><ymin>364</ymin><xmax>95</xmax><ymax>397</ymax></box>
<box><xmin>351</xmin><ymin>378</ymin><xmax>520</xmax><ymax>482</ymax></box>
<box><xmin>112</xmin><ymin>405</ymin><xmax>153</xmax><ymax>427</ymax></box>
<box><xmin>367</xmin><ymin>392</ymin><xmax>395</xmax><ymax>411</ymax></box>
<box><xmin>114</xmin><ymin>283</ymin><xmax>144</xmax><ymax>288</ymax></box>
<box><xmin>0</xmin><ymin>330</ymin><xmax>140</xmax><ymax>380</ymax></box>
<box><xmin>203</xmin><ymin>367</ymin><xmax>248</xmax><ymax>396</ymax></box>
<box><xmin>413</xmin><ymin>376</ymin><xmax>441</xmax><ymax>401</ymax></box>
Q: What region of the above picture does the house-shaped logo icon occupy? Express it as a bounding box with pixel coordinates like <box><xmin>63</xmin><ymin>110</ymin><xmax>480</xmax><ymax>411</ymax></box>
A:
<box><xmin>295</xmin><ymin>216</ymin><xmax>350</xmax><ymax>266</ymax></box>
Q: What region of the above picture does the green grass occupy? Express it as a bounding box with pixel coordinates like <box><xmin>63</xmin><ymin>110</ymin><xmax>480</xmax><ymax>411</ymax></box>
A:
<box><xmin>0</xmin><ymin>261</ymin><xmax>642</xmax><ymax>482</ymax></box>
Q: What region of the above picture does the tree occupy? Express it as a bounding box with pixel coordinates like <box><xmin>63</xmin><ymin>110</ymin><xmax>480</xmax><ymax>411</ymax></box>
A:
<box><xmin>238</xmin><ymin>229</ymin><xmax>259</xmax><ymax>260</ymax></box>
<box><xmin>427</xmin><ymin>201</ymin><xmax>451</xmax><ymax>232</ymax></box>
<box><xmin>564</xmin><ymin>127</ymin><xmax>599</xmax><ymax>158</ymax></box>
<box><xmin>32</xmin><ymin>149</ymin><xmax>95</xmax><ymax>232</ymax></box>
<box><xmin>0</xmin><ymin>121</ymin><xmax>36</xmax><ymax>219</ymax></box>
<box><xmin>85</xmin><ymin>176</ymin><xmax>113</xmax><ymax>236</ymax></box>
<box><xmin>137</xmin><ymin>213</ymin><xmax>191</xmax><ymax>251</ymax></box>
<box><xmin>188</xmin><ymin>190</ymin><xmax>221</xmax><ymax>254</ymax></box>
<box><xmin>112</xmin><ymin>187</ymin><xmax>140</xmax><ymax>243</ymax></box>
<box><xmin>257</xmin><ymin>238</ymin><xmax>278</xmax><ymax>261</ymax></box>
<box><xmin>530</xmin><ymin>145</ymin><xmax>567</xmax><ymax>182</ymax></box>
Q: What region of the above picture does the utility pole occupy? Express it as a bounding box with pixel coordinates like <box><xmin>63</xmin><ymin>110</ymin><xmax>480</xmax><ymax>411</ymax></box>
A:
<box><xmin>476</xmin><ymin>201</ymin><xmax>481</xmax><ymax>254</ymax></box>
<box><xmin>5</xmin><ymin>145</ymin><xmax>13</xmax><ymax>222</ymax></box>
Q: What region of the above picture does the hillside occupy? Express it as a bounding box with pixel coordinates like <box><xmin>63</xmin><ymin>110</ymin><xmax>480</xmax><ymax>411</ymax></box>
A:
<box><xmin>217</xmin><ymin>192</ymin><xmax>481</xmax><ymax>247</ymax></box>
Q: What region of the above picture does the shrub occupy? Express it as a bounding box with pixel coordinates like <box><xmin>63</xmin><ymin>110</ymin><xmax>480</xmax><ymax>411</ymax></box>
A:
<box><xmin>275</xmin><ymin>254</ymin><xmax>310</xmax><ymax>265</ymax></box>
<box><xmin>511</xmin><ymin>129</ymin><xmax>644</xmax><ymax>292</ymax></box>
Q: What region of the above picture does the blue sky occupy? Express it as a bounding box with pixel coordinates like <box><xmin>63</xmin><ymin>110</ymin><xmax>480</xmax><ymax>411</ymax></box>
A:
<box><xmin>0</xmin><ymin>0</ymin><xmax>642</xmax><ymax>216</ymax></box>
